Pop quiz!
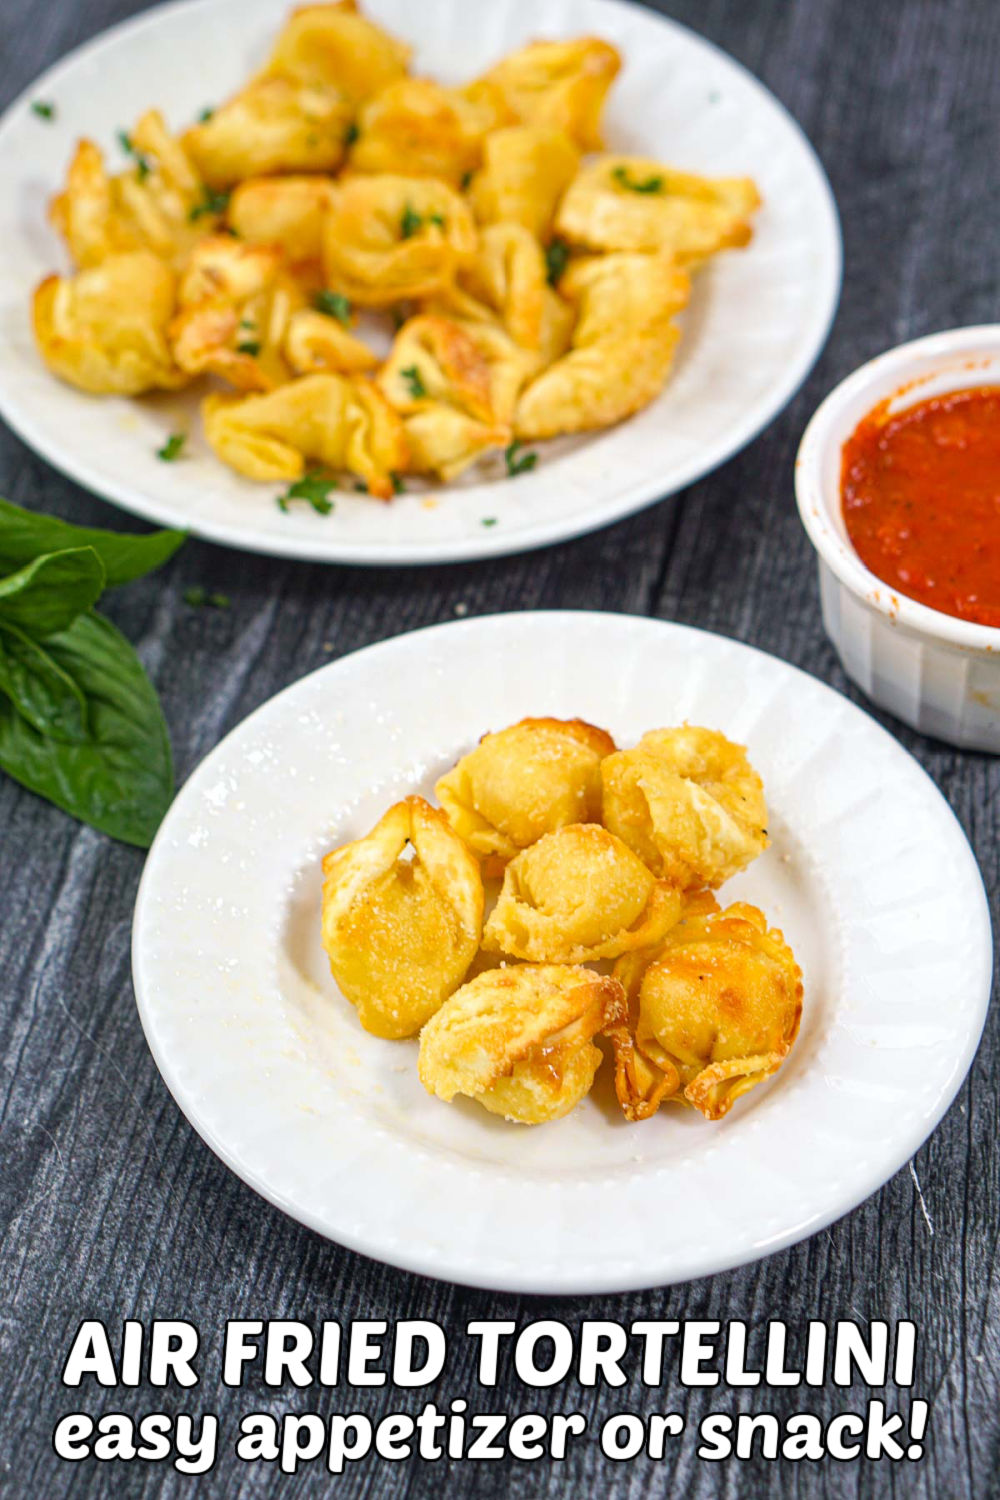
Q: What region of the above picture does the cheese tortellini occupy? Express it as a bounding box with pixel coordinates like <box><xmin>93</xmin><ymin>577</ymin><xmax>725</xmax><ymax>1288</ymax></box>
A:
<box><xmin>321</xmin><ymin>795</ymin><xmax>484</xmax><ymax>1039</ymax></box>
<box><xmin>435</xmin><ymin>716</ymin><xmax>615</xmax><ymax>866</ymax></box>
<box><xmin>609</xmin><ymin>899</ymin><xmax>803</xmax><ymax>1121</ymax></box>
<box><xmin>483</xmin><ymin>823</ymin><xmax>684</xmax><ymax>963</ymax></box>
<box><xmin>32</xmin><ymin>0</ymin><xmax>761</xmax><ymax>502</ymax></box>
<box><xmin>418</xmin><ymin>965</ymin><xmax>626</xmax><ymax>1123</ymax></box>
<box><xmin>318</xmin><ymin>714</ymin><xmax>799</xmax><ymax>1130</ymax></box>
<box><xmin>555</xmin><ymin>156</ymin><xmax>761</xmax><ymax>262</ymax></box>
<box><xmin>33</xmin><ymin>252</ymin><xmax>187</xmax><ymax>395</ymax></box>
<box><xmin>601</xmin><ymin>725</ymin><xmax>769</xmax><ymax>889</ymax></box>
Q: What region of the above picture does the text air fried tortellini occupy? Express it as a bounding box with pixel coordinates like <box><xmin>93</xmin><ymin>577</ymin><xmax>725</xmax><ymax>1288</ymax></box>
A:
<box><xmin>263</xmin><ymin>0</ymin><xmax>412</xmax><ymax>102</ymax></box>
<box><xmin>322</xmin><ymin>176</ymin><xmax>477</xmax><ymax>305</ymax></box>
<box><xmin>609</xmin><ymin>900</ymin><xmax>803</xmax><ymax>1121</ymax></box>
<box><xmin>33</xmin><ymin>252</ymin><xmax>186</xmax><ymax>395</ymax></box>
<box><xmin>183</xmin><ymin>78</ymin><xmax>352</xmax><ymax>186</ymax></box>
<box><xmin>435</xmin><ymin>716</ymin><xmax>615</xmax><ymax>865</ymax></box>
<box><xmin>514</xmin><ymin>251</ymin><xmax>689</xmax><ymax>439</ymax></box>
<box><xmin>469</xmin><ymin>126</ymin><xmax>580</xmax><ymax>238</ymax></box>
<box><xmin>51</xmin><ymin>115</ymin><xmax>212</xmax><ymax>270</ymax></box>
<box><xmin>350</xmin><ymin>79</ymin><xmax>503</xmax><ymax>183</ymax></box>
<box><xmin>601</xmin><ymin>726</ymin><xmax>769</xmax><ymax>889</ymax></box>
<box><xmin>555</xmin><ymin>156</ymin><xmax>761</xmax><ymax>262</ymax></box>
<box><xmin>469</xmin><ymin>38</ymin><xmax>621</xmax><ymax>150</ymax></box>
<box><xmin>483</xmin><ymin>823</ymin><xmax>683</xmax><ymax>963</ymax></box>
<box><xmin>202</xmin><ymin>372</ymin><xmax>408</xmax><ymax>497</ymax></box>
<box><xmin>418</xmin><ymin>965</ymin><xmax>626</xmax><ymax>1123</ymax></box>
<box><xmin>321</xmin><ymin>796</ymin><xmax>484</xmax><ymax>1039</ymax></box>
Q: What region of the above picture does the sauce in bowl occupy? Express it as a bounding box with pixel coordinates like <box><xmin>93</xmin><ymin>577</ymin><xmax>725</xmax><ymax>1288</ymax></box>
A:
<box><xmin>841</xmin><ymin>385</ymin><xmax>1000</xmax><ymax>627</ymax></box>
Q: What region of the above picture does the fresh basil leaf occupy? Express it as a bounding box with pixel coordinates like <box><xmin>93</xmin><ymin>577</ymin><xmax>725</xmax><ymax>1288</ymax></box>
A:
<box><xmin>0</xmin><ymin>546</ymin><xmax>105</xmax><ymax>636</ymax></box>
<box><xmin>0</xmin><ymin>624</ymin><xmax>89</xmax><ymax>742</ymax></box>
<box><xmin>0</xmin><ymin>611</ymin><xmax>173</xmax><ymax>847</ymax></box>
<box><xmin>0</xmin><ymin>497</ymin><xmax>185</xmax><ymax>587</ymax></box>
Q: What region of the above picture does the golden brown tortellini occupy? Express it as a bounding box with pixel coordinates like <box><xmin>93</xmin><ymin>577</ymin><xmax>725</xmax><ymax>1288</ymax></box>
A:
<box><xmin>183</xmin><ymin>77</ymin><xmax>352</xmax><ymax>186</ymax></box>
<box><xmin>33</xmin><ymin>251</ymin><xmax>186</xmax><ymax>395</ymax></box>
<box><xmin>468</xmin><ymin>38</ymin><xmax>621</xmax><ymax>150</ymax></box>
<box><xmin>431</xmin><ymin>222</ymin><xmax>574</xmax><ymax>361</ymax></box>
<box><xmin>321</xmin><ymin>795</ymin><xmax>484</xmax><ymax>1039</ymax></box>
<box><xmin>350</xmin><ymin>78</ymin><xmax>503</xmax><ymax>183</ymax></box>
<box><xmin>227</xmin><ymin>175</ymin><xmax>335</xmax><ymax>269</ymax></box>
<box><xmin>263</xmin><ymin>0</ymin><xmax>412</xmax><ymax>102</ymax></box>
<box><xmin>202</xmin><ymin>372</ymin><xmax>408</xmax><ymax>497</ymax></box>
<box><xmin>435</xmin><ymin>716</ymin><xmax>615</xmax><ymax>866</ymax></box>
<box><xmin>282</xmin><ymin>308</ymin><xmax>378</xmax><ymax>374</ymax></box>
<box><xmin>469</xmin><ymin>126</ymin><xmax>579</xmax><ymax>239</ymax></box>
<box><xmin>50</xmin><ymin>114</ymin><xmax>212</xmax><ymax>270</ymax></box>
<box><xmin>609</xmin><ymin>899</ymin><xmax>802</xmax><ymax>1121</ymax></box>
<box><xmin>601</xmin><ymin>725</ymin><xmax>769</xmax><ymax>889</ymax></box>
<box><xmin>322</xmin><ymin>175</ymin><xmax>477</xmax><ymax>305</ymax></box>
<box><xmin>514</xmin><ymin>251</ymin><xmax>689</xmax><ymax>440</ymax></box>
<box><xmin>483</xmin><ymin>823</ymin><xmax>683</xmax><ymax>963</ymax></box>
<box><xmin>377</xmin><ymin>315</ymin><xmax>523</xmax><ymax>478</ymax></box>
<box><xmin>418</xmin><ymin>964</ymin><xmax>625</xmax><ymax>1123</ymax></box>
<box><xmin>554</xmin><ymin>156</ymin><xmax>761</xmax><ymax>263</ymax></box>
<box><xmin>170</xmin><ymin>236</ymin><xmax>304</xmax><ymax>390</ymax></box>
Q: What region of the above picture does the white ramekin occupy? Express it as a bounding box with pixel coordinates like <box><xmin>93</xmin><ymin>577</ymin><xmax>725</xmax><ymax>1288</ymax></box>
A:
<box><xmin>795</xmin><ymin>326</ymin><xmax>1000</xmax><ymax>751</ymax></box>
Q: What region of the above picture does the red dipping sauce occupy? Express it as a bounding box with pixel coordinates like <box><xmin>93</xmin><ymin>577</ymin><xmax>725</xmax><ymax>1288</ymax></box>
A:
<box><xmin>841</xmin><ymin>385</ymin><xmax>1000</xmax><ymax>628</ymax></box>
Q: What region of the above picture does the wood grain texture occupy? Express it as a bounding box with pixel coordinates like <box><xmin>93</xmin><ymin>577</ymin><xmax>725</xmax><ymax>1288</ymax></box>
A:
<box><xmin>1</xmin><ymin>0</ymin><xmax>998</xmax><ymax>1495</ymax></box>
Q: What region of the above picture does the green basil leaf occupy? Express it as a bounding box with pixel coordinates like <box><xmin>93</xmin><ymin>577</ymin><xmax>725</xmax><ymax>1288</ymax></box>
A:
<box><xmin>0</xmin><ymin>498</ymin><xmax>186</xmax><ymax>587</ymax></box>
<box><xmin>0</xmin><ymin>611</ymin><xmax>173</xmax><ymax>847</ymax></box>
<box><xmin>0</xmin><ymin>546</ymin><xmax>105</xmax><ymax>636</ymax></box>
<box><xmin>0</xmin><ymin>624</ymin><xmax>89</xmax><ymax>742</ymax></box>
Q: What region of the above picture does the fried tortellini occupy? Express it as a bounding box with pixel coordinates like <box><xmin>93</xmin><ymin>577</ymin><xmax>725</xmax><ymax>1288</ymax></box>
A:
<box><xmin>435</xmin><ymin>716</ymin><xmax>615</xmax><ymax>866</ymax></box>
<box><xmin>33</xmin><ymin>252</ymin><xmax>186</xmax><ymax>395</ymax></box>
<box><xmin>322</xmin><ymin>175</ymin><xmax>477</xmax><ymax>305</ymax></box>
<box><xmin>555</xmin><ymin>156</ymin><xmax>761</xmax><ymax>263</ymax></box>
<box><xmin>609</xmin><ymin>899</ymin><xmax>803</xmax><ymax>1121</ymax></box>
<box><xmin>183</xmin><ymin>77</ymin><xmax>352</xmax><ymax>186</ymax></box>
<box><xmin>469</xmin><ymin>126</ymin><xmax>580</xmax><ymax>239</ymax></box>
<box><xmin>468</xmin><ymin>38</ymin><xmax>621</xmax><ymax>150</ymax></box>
<box><xmin>263</xmin><ymin>0</ymin><xmax>412</xmax><ymax>102</ymax></box>
<box><xmin>601</xmin><ymin>725</ymin><xmax>769</xmax><ymax>889</ymax></box>
<box><xmin>51</xmin><ymin>114</ymin><xmax>213</xmax><ymax>270</ymax></box>
<box><xmin>483</xmin><ymin>823</ymin><xmax>684</xmax><ymax>963</ymax></box>
<box><xmin>202</xmin><ymin>372</ymin><xmax>408</xmax><ymax>496</ymax></box>
<box><xmin>321</xmin><ymin>795</ymin><xmax>484</xmax><ymax>1039</ymax></box>
<box><xmin>33</xmin><ymin>0</ymin><xmax>762</xmax><ymax>503</ymax></box>
<box><xmin>418</xmin><ymin>965</ymin><xmax>626</xmax><ymax>1124</ymax></box>
<box><xmin>514</xmin><ymin>250</ymin><xmax>689</xmax><ymax>439</ymax></box>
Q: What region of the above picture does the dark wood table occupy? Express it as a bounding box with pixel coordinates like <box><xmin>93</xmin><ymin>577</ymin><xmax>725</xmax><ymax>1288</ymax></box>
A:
<box><xmin>2</xmin><ymin>0</ymin><xmax>998</xmax><ymax>1494</ymax></box>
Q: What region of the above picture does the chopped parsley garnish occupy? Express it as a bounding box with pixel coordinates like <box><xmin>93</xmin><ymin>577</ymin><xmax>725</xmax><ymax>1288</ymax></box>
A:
<box><xmin>391</xmin><ymin>307</ymin><xmax>407</xmax><ymax>331</ymax></box>
<box><xmin>390</xmin><ymin>471</ymin><xmax>406</xmax><ymax>494</ymax></box>
<box><xmin>118</xmin><ymin>129</ymin><xmax>152</xmax><ymax>180</ymax></box>
<box><xmin>504</xmin><ymin>439</ymin><xmax>538</xmax><ymax>478</ymax></box>
<box><xmin>545</xmin><ymin>237</ymin><xmax>570</xmax><ymax>286</ymax></box>
<box><xmin>428</xmin><ymin>211</ymin><xmax>446</xmax><ymax>229</ymax></box>
<box><xmin>611</xmin><ymin>164</ymin><xmax>664</xmax><ymax>194</ymax></box>
<box><xmin>276</xmin><ymin>472</ymin><xmax>338</xmax><ymax>514</ymax></box>
<box><xmin>184</xmin><ymin>585</ymin><xmax>230</xmax><ymax>609</ymax></box>
<box><xmin>156</xmin><ymin>432</ymin><xmax>185</xmax><ymax>462</ymax></box>
<box><xmin>197</xmin><ymin>106</ymin><xmax>215</xmax><ymax>123</ymax></box>
<box><xmin>400</xmin><ymin>203</ymin><xmax>423</xmax><ymax>239</ymax></box>
<box><xmin>314</xmin><ymin>289</ymin><xmax>352</xmax><ymax>325</ymax></box>
<box><xmin>31</xmin><ymin>100</ymin><xmax>56</xmax><ymax>121</ymax></box>
<box><xmin>344</xmin><ymin>121</ymin><xmax>360</xmax><ymax>146</ymax></box>
<box><xmin>481</xmin><ymin>517</ymin><xmax>498</xmax><ymax>527</ymax></box>
<box><xmin>400</xmin><ymin>365</ymin><xmax>427</xmax><ymax>399</ymax></box>
<box><xmin>189</xmin><ymin>186</ymin><xmax>230</xmax><ymax>221</ymax></box>
<box><xmin>460</xmin><ymin>169</ymin><xmax>473</xmax><ymax>191</ymax></box>
<box><xmin>236</xmin><ymin>340</ymin><xmax>261</xmax><ymax>357</ymax></box>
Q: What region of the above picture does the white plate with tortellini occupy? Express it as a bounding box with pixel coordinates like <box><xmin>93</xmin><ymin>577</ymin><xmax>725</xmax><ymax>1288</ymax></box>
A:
<box><xmin>0</xmin><ymin>0</ymin><xmax>839</xmax><ymax>564</ymax></box>
<box><xmin>132</xmin><ymin>612</ymin><xmax>991</xmax><ymax>1292</ymax></box>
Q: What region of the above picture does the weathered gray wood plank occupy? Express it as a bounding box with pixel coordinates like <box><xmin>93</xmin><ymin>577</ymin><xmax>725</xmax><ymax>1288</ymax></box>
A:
<box><xmin>1</xmin><ymin>0</ymin><xmax>998</xmax><ymax>1495</ymax></box>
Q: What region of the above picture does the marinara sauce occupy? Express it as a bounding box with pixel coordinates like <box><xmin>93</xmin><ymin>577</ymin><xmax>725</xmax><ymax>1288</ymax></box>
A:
<box><xmin>841</xmin><ymin>385</ymin><xmax>1000</xmax><ymax>628</ymax></box>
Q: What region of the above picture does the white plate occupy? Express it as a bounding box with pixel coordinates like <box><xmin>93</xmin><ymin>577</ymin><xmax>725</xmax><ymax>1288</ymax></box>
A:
<box><xmin>132</xmin><ymin>612</ymin><xmax>991</xmax><ymax>1293</ymax></box>
<box><xmin>0</xmin><ymin>0</ymin><xmax>840</xmax><ymax>566</ymax></box>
